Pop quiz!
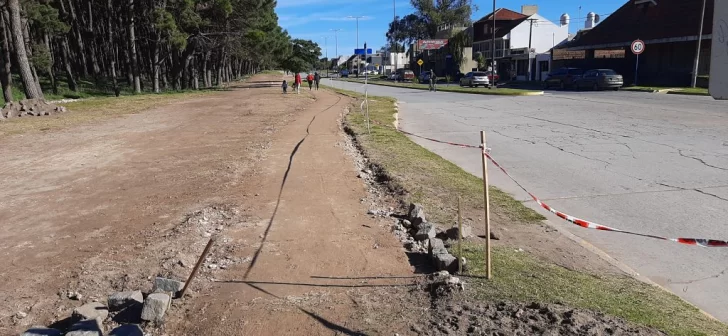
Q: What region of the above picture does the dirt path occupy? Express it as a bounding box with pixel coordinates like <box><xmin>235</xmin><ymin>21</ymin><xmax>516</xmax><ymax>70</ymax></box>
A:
<box><xmin>0</xmin><ymin>74</ymin><xmax>414</xmax><ymax>334</ymax></box>
<box><xmin>167</xmin><ymin>82</ymin><xmax>416</xmax><ymax>335</ymax></box>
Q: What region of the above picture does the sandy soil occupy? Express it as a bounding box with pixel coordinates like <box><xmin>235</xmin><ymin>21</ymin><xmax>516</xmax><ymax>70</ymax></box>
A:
<box><xmin>1</xmin><ymin>74</ymin><xmax>413</xmax><ymax>334</ymax></box>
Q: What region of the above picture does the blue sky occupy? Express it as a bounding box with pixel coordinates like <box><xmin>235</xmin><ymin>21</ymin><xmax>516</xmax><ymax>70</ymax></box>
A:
<box><xmin>276</xmin><ymin>0</ymin><xmax>627</xmax><ymax>59</ymax></box>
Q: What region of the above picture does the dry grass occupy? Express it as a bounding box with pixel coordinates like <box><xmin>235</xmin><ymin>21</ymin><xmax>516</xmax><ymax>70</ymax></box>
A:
<box><xmin>0</xmin><ymin>90</ymin><xmax>216</xmax><ymax>137</ymax></box>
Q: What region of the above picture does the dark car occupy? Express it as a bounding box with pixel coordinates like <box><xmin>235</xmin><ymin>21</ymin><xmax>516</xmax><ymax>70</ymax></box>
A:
<box><xmin>544</xmin><ymin>68</ymin><xmax>584</xmax><ymax>89</ymax></box>
<box><xmin>573</xmin><ymin>69</ymin><xmax>624</xmax><ymax>91</ymax></box>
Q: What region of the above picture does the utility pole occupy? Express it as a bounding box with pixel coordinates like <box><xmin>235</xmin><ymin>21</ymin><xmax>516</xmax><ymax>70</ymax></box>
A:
<box><xmin>330</xmin><ymin>29</ymin><xmax>341</xmax><ymax>71</ymax></box>
<box><xmin>691</xmin><ymin>0</ymin><xmax>707</xmax><ymax>88</ymax></box>
<box><xmin>347</xmin><ymin>16</ymin><xmax>364</xmax><ymax>77</ymax></box>
<box><xmin>393</xmin><ymin>0</ymin><xmax>397</xmax><ymax>74</ymax></box>
<box><xmin>527</xmin><ymin>18</ymin><xmax>536</xmax><ymax>82</ymax></box>
<box><xmin>490</xmin><ymin>0</ymin><xmax>496</xmax><ymax>89</ymax></box>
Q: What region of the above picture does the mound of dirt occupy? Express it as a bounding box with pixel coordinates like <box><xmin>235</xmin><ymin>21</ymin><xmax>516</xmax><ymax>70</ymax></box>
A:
<box><xmin>418</xmin><ymin>301</ymin><xmax>666</xmax><ymax>336</ymax></box>
<box><xmin>1</xmin><ymin>98</ymin><xmax>67</xmax><ymax>120</ymax></box>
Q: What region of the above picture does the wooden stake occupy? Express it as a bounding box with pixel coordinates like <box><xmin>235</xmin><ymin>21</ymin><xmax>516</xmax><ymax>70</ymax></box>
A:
<box><xmin>480</xmin><ymin>131</ymin><xmax>492</xmax><ymax>279</ymax></box>
<box><xmin>458</xmin><ymin>196</ymin><xmax>463</xmax><ymax>274</ymax></box>
<box><xmin>179</xmin><ymin>236</ymin><xmax>217</xmax><ymax>298</ymax></box>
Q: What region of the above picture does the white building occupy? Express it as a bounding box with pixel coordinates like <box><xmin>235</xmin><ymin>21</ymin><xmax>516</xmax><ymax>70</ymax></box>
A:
<box><xmin>472</xmin><ymin>5</ymin><xmax>569</xmax><ymax>81</ymax></box>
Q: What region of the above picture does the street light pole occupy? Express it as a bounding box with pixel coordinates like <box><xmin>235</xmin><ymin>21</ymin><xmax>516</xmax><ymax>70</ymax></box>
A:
<box><xmin>490</xmin><ymin>0</ymin><xmax>496</xmax><ymax>89</ymax></box>
<box><xmin>322</xmin><ymin>36</ymin><xmax>328</xmax><ymax>76</ymax></box>
<box><xmin>691</xmin><ymin>0</ymin><xmax>707</xmax><ymax>88</ymax></box>
<box><xmin>347</xmin><ymin>16</ymin><xmax>364</xmax><ymax>77</ymax></box>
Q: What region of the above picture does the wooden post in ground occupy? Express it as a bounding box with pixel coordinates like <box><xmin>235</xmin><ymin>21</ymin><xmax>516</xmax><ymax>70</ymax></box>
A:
<box><xmin>480</xmin><ymin>131</ymin><xmax>492</xmax><ymax>279</ymax></box>
<box><xmin>458</xmin><ymin>196</ymin><xmax>463</xmax><ymax>274</ymax></box>
<box><xmin>179</xmin><ymin>236</ymin><xmax>216</xmax><ymax>298</ymax></box>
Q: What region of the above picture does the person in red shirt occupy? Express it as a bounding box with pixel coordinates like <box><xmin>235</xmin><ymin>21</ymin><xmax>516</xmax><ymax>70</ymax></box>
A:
<box><xmin>294</xmin><ymin>73</ymin><xmax>302</xmax><ymax>94</ymax></box>
<box><xmin>306</xmin><ymin>73</ymin><xmax>314</xmax><ymax>90</ymax></box>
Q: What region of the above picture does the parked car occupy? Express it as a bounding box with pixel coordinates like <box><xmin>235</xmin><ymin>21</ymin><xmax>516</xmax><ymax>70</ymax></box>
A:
<box><xmin>484</xmin><ymin>71</ymin><xmax>500</xmax><ymax>83</ymax></box>
<box><xmin>573</xmin><ymin>69</ymin><xmax>624</xmax><ymax>91</ymax></box>
<box><xmin>543</xmin><ymin>67</ymin><xmax>584</xmax><ymax>89</ymax></box>
<box><xmin>395</xmin><ymin>69</ymin><xmax>415</xmax><ymax>82</ymax></box>
<box><xmin>459</xmin><ymin>71</ymin><xmax>490</xmax><ymax>87</ymax></box>
<box><xmin>340</xmin><ymin>69</ymin><xmax>349</xmax><ymax>78</ymax></box>
<box><xmin>419</xmin><ymin>71</ymin><xmax>432</xmax><ymax>82</ymax></box>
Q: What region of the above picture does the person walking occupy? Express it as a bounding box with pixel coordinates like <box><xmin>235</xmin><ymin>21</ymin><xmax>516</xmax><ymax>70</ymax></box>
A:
<box><xmin>314</xmin><ymin>72</ymin><xmax>321</xmax><ymax>90</ymax></box>
<box><xmin>281</xmin><ymin>79</ymin><xmax>288</xmax><ymax>94</ymax></box>
<box><xmin>306</xmin><ymin>73</ymin><xmax>314</xmax><ymax>90</ymax></box>
<box><xmin>428</xmin><ymin>69</ymin><xmax>436</xmax><ymax>92</ymax></box>
<box><xmin>294</xmin><ymin>73</ymin><xmax>302</xmax><ymax>94</ymax></box>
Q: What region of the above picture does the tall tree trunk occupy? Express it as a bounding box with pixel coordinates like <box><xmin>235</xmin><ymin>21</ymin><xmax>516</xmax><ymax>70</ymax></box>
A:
<box><xmin>107</xmin><ymin>0</ymin><xmax>118</xmax><ymax>96</ymax></box>
<box><xmin>192</xmin><ymin>56</ymin><xmax>199</xmax><ymax>90</ymax></box>
<box><xmin>61</xmin><ymin>38</ymin><xmax>78</xmax><ymax>92</ymax></box>
<box><xmin>22</xmin><ymin>19</ymin><xmax>43</xmax><ymax>96</ymax></box>
<box><xmin>128</xmin><ymin>0</ymin><xmax>141</xmax><ymax>93</ymax></box>
<box><xmin>66</xmin><ymin>0</ymin><xmax>89</xmax><ymax>77</ymax></box>
<box><xmin>8</xmin><ymin>0</ymin><xmax>42</xmax><ymax>99</ymax></box>
<box><xmin>203</xmin><ymin>51</ymin><xmax>211</xmax><ymax>88</ymax></box>
<box><xmin>0</xmin><ymin>9</ymin><xmax>14</xmax><ymax>103</ymax></box>
<box><xmin>44</xmin><ymin>34</ymin><xmax>58</xmax><ymax>95</ymax></box>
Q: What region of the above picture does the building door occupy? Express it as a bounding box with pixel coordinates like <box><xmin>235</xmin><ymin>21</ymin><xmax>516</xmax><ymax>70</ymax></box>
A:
<box><xmin>538</xmin><ymin>60</ymin><xmax>549</xmax><ymax>81</ymax></box>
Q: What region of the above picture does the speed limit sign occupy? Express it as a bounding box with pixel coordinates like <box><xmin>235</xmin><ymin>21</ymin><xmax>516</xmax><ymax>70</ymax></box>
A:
<box><xmin>631</xmin><ymin>39</ymin><xmax>645</xmax><ymax>55</ymax></box>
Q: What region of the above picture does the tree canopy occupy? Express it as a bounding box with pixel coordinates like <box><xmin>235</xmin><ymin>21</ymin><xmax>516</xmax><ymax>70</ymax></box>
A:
<box><xmin>0</xmin><ymin>0</ymin><xmax>321</xmax><ymax>102</ymax></box>
<box><xmin>386</xmin><ymin>0</ymin><xmax>475</xmax><ymax>49</ymax></box>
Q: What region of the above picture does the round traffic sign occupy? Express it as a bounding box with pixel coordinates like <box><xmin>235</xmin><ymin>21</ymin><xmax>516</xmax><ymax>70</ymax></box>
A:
<box><xmin>631</xmin><ymin>39</ymin><xmax>645</xmax><ymax>55</ymax></box>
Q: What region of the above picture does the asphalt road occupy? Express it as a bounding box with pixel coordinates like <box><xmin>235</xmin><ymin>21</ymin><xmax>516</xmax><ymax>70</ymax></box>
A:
<box><xmin>323</xmin><ymin>79</ymin><xmax>728</xmax><ymax>322</ymax></box>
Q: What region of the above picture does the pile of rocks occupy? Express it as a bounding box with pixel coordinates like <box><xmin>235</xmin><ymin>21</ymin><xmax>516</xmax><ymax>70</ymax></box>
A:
<box><xmin>21</xmin><ymin>277</ymin><xmax>186</xmax><ymax>336</ymax></box>
<box><xmin>390</xmin><ymin>203</ymin><xmax>469</xmax><ymax>275</ymax></box>
<box><xmin>0</xmin><ymin>99</ymin><xmax>67</xmax><ymax>120</ymax></box>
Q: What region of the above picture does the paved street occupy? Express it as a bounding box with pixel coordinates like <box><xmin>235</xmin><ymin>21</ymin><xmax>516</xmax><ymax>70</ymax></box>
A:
<box><xmin>324</xmin><ymin>79</ymin><xmax>728</xmax><ymax>322</ymax></box>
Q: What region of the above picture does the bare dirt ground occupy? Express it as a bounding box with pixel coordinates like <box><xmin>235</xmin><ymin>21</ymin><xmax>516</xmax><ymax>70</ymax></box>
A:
<box><xmin>0</xmin><ymin>73</ymin><xmax>665</xmax><ymax>335</ymax></box>
<box><xmin>0</xmin><ymin>74</ymin><xmax>412</xmax><ymax>334</ymax></box>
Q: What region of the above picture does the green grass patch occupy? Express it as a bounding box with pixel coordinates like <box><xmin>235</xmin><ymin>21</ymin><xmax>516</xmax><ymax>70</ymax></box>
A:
<box><xmin>331</xmin><ymin>84</ymin><xmax>728</xmax><ymax>336</ymax></box>
<box><xmin>622</xmin><ymin>86</ymin><xmax>709</xmax><ymax>96</ymax></box>
<box><xmin>336</xmin><ymin>78</ymin><xmax>542</xmax><ymax>96</ymax></box>
<box><xmin>461</xmin><ymin>243</ymin><xmax>728</xmax><ymax>336</ymax></box>
<box><xmin>330</xmin><ymin>84</ymin><xmax>543</xmax><ymax>226</ymax></box>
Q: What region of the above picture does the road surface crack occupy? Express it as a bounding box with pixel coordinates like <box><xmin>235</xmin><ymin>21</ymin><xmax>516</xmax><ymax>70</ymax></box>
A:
<box><xmin>678</xmin><ymin>150</ymin><xmax>728</xmax><ymax>172</ymax></box>
<box><xmin>544</xmin><ymin>142</ymin><xmax>612</xmax><ymax>166</ymax></box>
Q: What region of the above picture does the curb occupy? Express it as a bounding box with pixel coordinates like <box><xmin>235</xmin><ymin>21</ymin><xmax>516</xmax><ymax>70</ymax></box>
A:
<box><xmin>334</xmin><ymin>79</ymin><xmax>544</xmax><ymax>96</ymax></box>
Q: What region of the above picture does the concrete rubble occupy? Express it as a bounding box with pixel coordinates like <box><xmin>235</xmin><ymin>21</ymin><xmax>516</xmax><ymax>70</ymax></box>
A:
<box><xmin>72</xmin><ymin>302</ymin><xmax>109</xmax><ymax>321</ymax></box>
<box><xmin>21</xmin><ymin>328</ymin><xmax>62</xmax><ymax>336</ymax></box>
<box><xmin>141</xmin><ymin>293</ymin><xmax>171</xmax><ymax>322</ymax></box>
<box><xmin>153</xmin><ymin>276</ymin><xmax>185</xmax><ymax>293</ymax></box>
<box><xmin>108</xmin><ymin>291</ymin><xmax>144</xmax><ymax>311</ymax></box>
<box><xmin>1</xmin><ymin>99</ymin><xmax>67</xmax><ymax>121</ymax></box>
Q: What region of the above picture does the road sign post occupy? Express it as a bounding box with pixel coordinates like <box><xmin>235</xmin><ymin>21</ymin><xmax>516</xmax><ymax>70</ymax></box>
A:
<box><xmin>417</xmin><ymin>59</ymin><xmax>424</xmax><ymax>78</ymax></box>
<box><xmin>631</xmin><ymin>39</ymin><xmax>645</xmax><ymax>86</ymax></box>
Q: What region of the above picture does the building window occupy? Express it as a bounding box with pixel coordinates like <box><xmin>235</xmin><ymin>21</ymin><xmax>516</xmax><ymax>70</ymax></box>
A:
<box><xmin>539</xmin><ymin>60</ymin><xmax>549</xmax><ymax>72</ymax></box>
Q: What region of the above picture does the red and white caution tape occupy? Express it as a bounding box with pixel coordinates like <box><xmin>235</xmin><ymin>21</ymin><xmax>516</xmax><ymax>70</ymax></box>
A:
<box><xmin>482</xmin><ymin>150</ymin><xmax>728</xmax><ymax>247</ymax></box>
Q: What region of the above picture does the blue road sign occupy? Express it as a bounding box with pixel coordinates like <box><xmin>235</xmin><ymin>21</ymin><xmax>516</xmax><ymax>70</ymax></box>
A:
<box><xmin>354</xmin><ymin>48</ymin><xmax>373</xmax><ymax>55</ymax></box>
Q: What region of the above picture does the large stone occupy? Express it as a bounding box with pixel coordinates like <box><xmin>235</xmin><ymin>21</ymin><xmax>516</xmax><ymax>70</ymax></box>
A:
<box><xmin>141</xmin><ymin>293</ymin><xmax>171</xmax><ymax>322</ymax></box>
<box><xmin>446</xmin><ymin>225</ymin><xmax>473</xmax><ymax>240</ymax></box>
<box><xmin>108</xmin><ymin>291</ymin><xmax>144</xmax><ymax>311</ymax></box>
<box><xmin>427</xmin><ymin>238</ymin><xmax>448</xmax><ymax>258</ymax></box>
<box><xmin>66</xmin><ymin>319</ymin><xmax>103</xmax><ymax>336</ymax></box>
<box><xmin>434</xmin><ymin>253</ymin><xmax>458</xmax><ymax>273</ymax></box>
<box><xmin>408</xmin><ymin>203</ymin><xmax>426</xmax><ymax>227</ymax></box>
<box><xmin>153</xmin><ymin>277</ymin><xmax>185</xmax><ymax>293</ymax></box>
<box><xmin>72</xmin><ymin>302</ymin><xmax>108</xmax><ymax>321</ymax></box>
<box><xmin>109</xmin><ymin>324</ymin><xmax>144</xmax><ymax>336</ymax></box>
<box><xmin>21</xmin><ymin>328</ymin><xmax>62</xmax><ymax>336</ymax></box>
<box><xmin>413</xmin><ymin>222</ymin><xmax>436</xmax><ymax>241</ymax></box>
